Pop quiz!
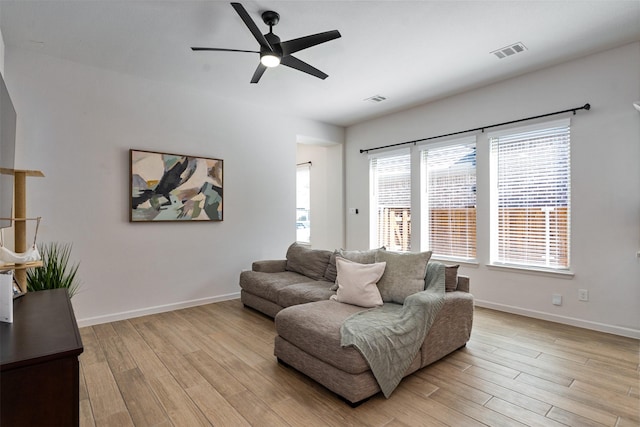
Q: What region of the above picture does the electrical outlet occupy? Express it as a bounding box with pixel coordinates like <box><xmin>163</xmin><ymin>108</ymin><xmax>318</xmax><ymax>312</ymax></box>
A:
<box><xmin>552</xmin><ymin>294</ymin><xmax>562</xmax><ymax>306</ymax></box>
<box><xmin>578</xmin><ymin>289</ymin><xmax>589</xmax><ymax>301</ymax></box>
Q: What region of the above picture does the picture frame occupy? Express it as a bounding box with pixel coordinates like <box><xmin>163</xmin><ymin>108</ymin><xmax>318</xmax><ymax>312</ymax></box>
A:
<box><xmin>129</xmin><ymin>149</ymin><xmax>223</xmax><ymax>222</ymax></box>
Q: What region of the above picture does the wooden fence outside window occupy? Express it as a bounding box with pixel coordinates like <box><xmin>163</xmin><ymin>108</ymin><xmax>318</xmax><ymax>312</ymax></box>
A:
<box><xmin>376</xmin><ymin>207</ymin><xmax>411</xmax><ymax>251</ymax></box>
<box><xmin>377</xmin><ymin>206</ymin><xmax>567</xmax><ymax>267</ymax></box>
<box><xmin>497</xmin><ymin>206</ymin><xmax>569</xmax><ymax>268</ymax></box>
<box><xmin>429</xmin><ymin>207</ymin><xmax>477</xmax><ymax>258</ymax></box>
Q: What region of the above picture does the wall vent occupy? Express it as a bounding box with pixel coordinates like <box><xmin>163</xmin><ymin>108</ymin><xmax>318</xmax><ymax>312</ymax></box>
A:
<box><xmin>491</xmin><ymin>42</ymin><xmax>527</xmax><ymax>59</ymax></box>
<box><xmin>364</xmin><ymin>95</ymin><xmax>387</xmax><ymax>103</ymax></box>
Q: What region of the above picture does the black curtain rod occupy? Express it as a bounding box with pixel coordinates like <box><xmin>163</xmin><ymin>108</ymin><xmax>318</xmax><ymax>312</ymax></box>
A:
<box><xmin>296</xmin><ymin>161</ymin><xmax>312</xmax><ymax>166</ymax></box>
<box><xmin>360</xmin><ymin>103</ymin><xmax>591</xmax><ymax>154</ymax></box>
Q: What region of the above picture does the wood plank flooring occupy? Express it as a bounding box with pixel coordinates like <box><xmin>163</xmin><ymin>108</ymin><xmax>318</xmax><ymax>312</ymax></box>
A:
<box><xmin>79</xmin><ymin>300</ymin><xmax>639</xmax><ymax>426</ymax></box>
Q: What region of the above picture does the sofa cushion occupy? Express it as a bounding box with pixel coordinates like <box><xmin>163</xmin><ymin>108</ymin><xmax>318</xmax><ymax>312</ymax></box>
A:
<box><xmin>239</xmin><ymin>270</ymin><xmax>307</xmax><ymax>302</ymax></box>
<box><xmin>324</xmin><ymin>250</ymin><xmax>340</xmax><ymax>283</ymax></box>
<box><xmin>375</xmin><ymin>250</ymin><xmax>432</xmax><ymax>304</ymax></box>
<box><xmin>324</xmin><ymin>247</ymin><xmax>385</xmax><ymax>285</ymax></box>
<box><xmin>277</xmin><ymin>281</ymin><xmax>336</xmax><ymax>308</ymax></box>
<box><xmin>330</xmin><ymin>258</ymin><xmax>385</xmax><ymax>308</ymax></box>
<box><xmin>275</xmin><ymin>300</ymin><xmax>373</xmax><ymax>374</ymax></box>
<box><xmin>445</xmin><ymin>264</ymin><xmax>460</xmax><ymax>292</ymax></box>
<box><xmin>340</xmin><ymin>247</ymin><xmax>384</xmax><ymax>264</ymax></box>
<box><xmin>286</xmin><ymin>242</ymin><xmax>332</xmax><ymax>281</ymax></box>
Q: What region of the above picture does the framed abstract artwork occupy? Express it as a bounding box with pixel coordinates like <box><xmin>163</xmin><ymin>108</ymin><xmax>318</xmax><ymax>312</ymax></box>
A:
<box><xmin>129</xmin><ymin>149</ymin><xmax>223</xmax><ymax>222</ymax></box>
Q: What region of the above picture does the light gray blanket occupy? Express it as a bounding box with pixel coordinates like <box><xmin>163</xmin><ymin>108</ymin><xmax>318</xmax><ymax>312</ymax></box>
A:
<box><xmin>340</xmin><ymin>262</ymin><xmax>445</xmax><ymax>398</ymax></box>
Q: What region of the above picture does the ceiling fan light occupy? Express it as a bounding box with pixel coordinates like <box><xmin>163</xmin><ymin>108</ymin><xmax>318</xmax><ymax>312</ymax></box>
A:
<box><xmin>260</xmin><ymin>53</ymin><xmax>281</xmax><ymax>68</ymax></box>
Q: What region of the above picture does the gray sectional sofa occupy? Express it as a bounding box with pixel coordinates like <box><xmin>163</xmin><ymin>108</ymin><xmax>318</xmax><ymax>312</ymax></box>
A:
<box><xmin>239</xmin><ymin>243</ymin><xmax>474</xmax><ymax>405</ymax></box>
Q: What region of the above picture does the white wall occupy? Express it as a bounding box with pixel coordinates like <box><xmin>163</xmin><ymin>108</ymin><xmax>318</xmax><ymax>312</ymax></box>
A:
<box><xmin>296</xmin><ymin>142</ymin><xmax>344</xmax><ymax>249</ymax></box>
<box><xmin>5</xmin><ymin>48</ymin><xmax>343</xmax><ymax>326</ymax></box>
<box><xmin>0</xmin><ymin>30</ymin><xmax>4</xmax><ymax>77</ymax></box>
<box><xmin>0</xmin><ymin>5</ymin><xmax>4</xmax><ymax>76</ymax></box>
<box><xmin>345</xmin><ymin>42</ymin><xmax>640</xmax><ymax>337</ymax></box>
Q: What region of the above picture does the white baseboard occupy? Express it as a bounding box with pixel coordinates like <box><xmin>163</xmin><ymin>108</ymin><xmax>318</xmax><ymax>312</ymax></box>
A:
<box><xmin>76</xmin><ymin>292</ymin><xmax>241</xmax><ymax>328</ymax></box>
<box><xmin>475</xmin><ymin>299</ymin><xmax>640</xmax><ymax>339</ymax></box>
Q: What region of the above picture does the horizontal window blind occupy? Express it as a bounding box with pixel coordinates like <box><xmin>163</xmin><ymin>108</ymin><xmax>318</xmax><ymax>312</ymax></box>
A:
<box><xmin>422</xmin><ymin>141</ymin><xmax>476</xmax><ymax>259</ymax></box>
<box><xmin>491</xmin><ymin>121</ymin><xmax>570</xmax><ymax>269</ymax></box>
<box><xmin>370</xmin><ymin>151</ymin><xmax>411</xmax><ymax>251</ymax></box>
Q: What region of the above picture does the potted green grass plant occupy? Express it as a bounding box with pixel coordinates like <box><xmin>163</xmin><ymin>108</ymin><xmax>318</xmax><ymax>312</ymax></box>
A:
<box><xmin>26</xmin><ymin>242</ymin><xmax>80</xmax><ymax>298</ymax></box>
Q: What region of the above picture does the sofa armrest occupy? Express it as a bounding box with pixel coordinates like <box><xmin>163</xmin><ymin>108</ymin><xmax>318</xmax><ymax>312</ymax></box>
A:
<box><xmin>456</xmin><ymin>275</ymin><xmax>470</xmax><ymax>293</ymax></box>
<box><xmin>252</xmin><ymin>259</ymin><xmax>287</xmax><ymax>273</ymax></box>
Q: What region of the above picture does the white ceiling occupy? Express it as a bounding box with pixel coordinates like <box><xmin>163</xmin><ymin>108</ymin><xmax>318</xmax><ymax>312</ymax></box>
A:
<box><xmin>1</xmin><ymin>1</ymin><xmax>639</xmax><ymax>127</ymax></box>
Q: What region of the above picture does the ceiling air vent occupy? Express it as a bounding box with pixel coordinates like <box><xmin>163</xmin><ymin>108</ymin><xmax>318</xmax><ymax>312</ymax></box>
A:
<box><xmin>491</xmin><ymin>42</ymin><xmax>527</xmax><ymax>59</ymax></box>
<box><xmin>364</xmin><ymin>95</ymin><xmax>387</xmax><ymax>103</ymax></box>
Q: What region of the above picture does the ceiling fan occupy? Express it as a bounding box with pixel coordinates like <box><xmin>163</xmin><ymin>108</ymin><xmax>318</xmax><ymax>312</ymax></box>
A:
<box><xmin>191</xmin><ymin>2</ymin><xmax>341</xmax><ymax>83</ymax></box>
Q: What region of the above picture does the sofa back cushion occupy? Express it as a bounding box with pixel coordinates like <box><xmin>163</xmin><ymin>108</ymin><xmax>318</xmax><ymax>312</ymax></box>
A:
<box><xmin>285</xmin><ymin>242</ymin><xmax>332</xmax><ymax>281</ymax></box>
<box><xmin>375</xmin><ymin>250</ymin><xmax>432</xmax><ymax>304</ymax></box>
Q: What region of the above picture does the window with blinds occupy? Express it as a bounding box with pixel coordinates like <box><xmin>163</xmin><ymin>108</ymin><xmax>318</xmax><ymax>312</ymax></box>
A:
<box><xmin>490</xmin><ymin>119</ymin><xmax>570</xmax><ymax>269</ymax></box>
<box><xmin>370</xmin><ymin>151</ymin><xmax>411</xmax><ymax>251</ymax></box>
<box><xmin>296</xmin><ymin>163</ymin><xmax>311</xmax><ymax>243</ymax></box>
<box><xmin>421</xmin><ymin>139</ymin><xmax>477</xmax><ymax>260</ymax></box>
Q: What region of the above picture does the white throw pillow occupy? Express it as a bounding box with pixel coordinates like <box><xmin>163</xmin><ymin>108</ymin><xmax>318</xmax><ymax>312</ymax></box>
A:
<box><xmin>330</xmin><ymin>257</ymin><xmax>386</xmax><ymax>308</ymax></box>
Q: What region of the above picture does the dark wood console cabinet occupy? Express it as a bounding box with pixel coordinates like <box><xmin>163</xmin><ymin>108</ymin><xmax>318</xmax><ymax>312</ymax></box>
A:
<box><xmin>1</xmin><ymin>289</ymin><xmax>84</xmax><ymax>426</ymax></box>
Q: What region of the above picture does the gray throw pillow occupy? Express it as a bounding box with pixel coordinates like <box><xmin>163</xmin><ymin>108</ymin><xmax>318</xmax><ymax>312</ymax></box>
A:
<box><xmin>339</xmin><ymin>247</ymin><xmax>384</xmax><ymax>263</ymax></box>
<box><xmin>375</xmin><ymin>250</ymin><xmax>432</xmax><ymax>304</ymax></box>
<box><xmin>445</xmin><ymin>264</ymin><xmax>460</xmax><ymax>292</ymax></box>
<box><xmin>285</xmin><ymin>242</ymin><xmax>332</xmax><ymax>281</ymax></box>
<box><xmin>323</xmin><ymin>247</ymin><xmax>385</xmax><ymax>283</ymax></box>
<box><xmin>324</xmin><ymin>250</ymin><xmax>340</xmax><ymax>283</ymax></box>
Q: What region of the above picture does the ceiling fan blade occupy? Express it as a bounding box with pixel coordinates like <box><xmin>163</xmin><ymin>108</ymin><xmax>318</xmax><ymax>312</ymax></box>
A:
<box><xmin>280</xmin><ymin>55</ymin><xmax>328</xmax><ymax>80</ymax></box>
<box><xmin>280</xmin><ymin>30</ymin><xmax>341</xmax><ymax>56</ymax></box>
<box><xmin>191</xmin><ymin>47</ymin><xmax>260</xmax><ymax>54</ymax></box>
<box><xmin>250</xmin><ymin>63</ymin><xmax>267</xmax><ymax>84</ymax></box>
<box><xmin>231</xmin><ymin>2</ymin><xmax>273</xmax><ymax>52</ymax></box>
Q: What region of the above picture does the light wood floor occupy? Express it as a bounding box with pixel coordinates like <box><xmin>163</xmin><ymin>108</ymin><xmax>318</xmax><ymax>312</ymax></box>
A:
<box><xmin>79</xmin><ymin>299</ymin><xmax>639</xmax><ymax>427</ymax></box>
